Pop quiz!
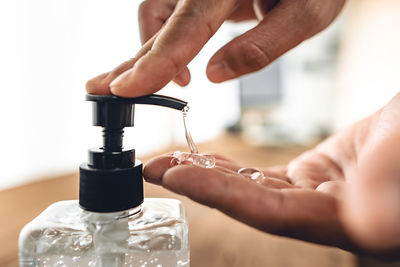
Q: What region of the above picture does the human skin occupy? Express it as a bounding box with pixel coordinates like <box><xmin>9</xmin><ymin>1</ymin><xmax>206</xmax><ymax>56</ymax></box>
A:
<box><xmin>85</xmin><ymin>0</ymin><xmax>400</xmax><ymax>258</ymax></box>
<box><xmin>144</xmin><ymin>93</ymin><xmax>400</xmax><ymax>259</ymax></box>
<box><xmin>86</xmin><ymin>0</ymin><xmax>345</xmax><ymax>96</ymax></box>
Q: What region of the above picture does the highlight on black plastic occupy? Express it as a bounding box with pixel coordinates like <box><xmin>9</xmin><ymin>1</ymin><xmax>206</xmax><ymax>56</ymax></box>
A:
<box><xmin>86</xmin><ymin>94</ymin><xmax>188</xmax><ymax>111</ymax></box>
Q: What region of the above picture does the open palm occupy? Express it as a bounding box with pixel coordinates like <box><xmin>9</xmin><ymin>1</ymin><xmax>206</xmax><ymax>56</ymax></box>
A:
<box><xmin>144</xmin><ymin>94</ymin><xmax>400</xmax><ymax>259</ymax></box>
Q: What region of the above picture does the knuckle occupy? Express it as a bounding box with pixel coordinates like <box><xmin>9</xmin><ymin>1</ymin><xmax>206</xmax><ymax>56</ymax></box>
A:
<box><xmin>172</xmin><ymin>11</ymin><xmax>215</xmax><ymax>40</ymax></box>
<box><xmin>239</xmin><ymin>40</ymin><xmax>271</xmax><ymax>71</ymax></box>
<box><xmin>203</xmin><ymin>20</ymin><xmax>216</xmax><ymax>40</ymax></box>
<box><xmin>141</xmin><ymin>0</ymin><xmax>177</xmax><ymax>20</ymax></box>
<box><xmin>174</xmin><ymin>2</ymin><xmax>198</xmax><ymax>19</ymax></box>
<box><xmin>149</xmin><ymin>49</ymin><xmax>180</xmax><ymax>76</ymax></box>
<box><xmin>173</xmin><ymin>1</ymin><xmax>218</xmax><ymax>38</ymax></box>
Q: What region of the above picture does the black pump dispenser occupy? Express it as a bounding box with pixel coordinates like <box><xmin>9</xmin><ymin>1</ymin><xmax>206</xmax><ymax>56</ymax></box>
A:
<box><xmin>79</xmin><ymin>94</ymin><xmax>187</xmax><ymax>212</ymax></box>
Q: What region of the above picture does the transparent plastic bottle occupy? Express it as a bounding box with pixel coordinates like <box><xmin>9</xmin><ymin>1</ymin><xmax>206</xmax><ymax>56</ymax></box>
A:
<box><xmin>19</xmin><ymin>198</ymin><xmax>189</xmax><ymax>267</ymax></box>
<box><xmin>19</xmin><ymin>94</ymin><xmax>191</xmax><ymax>267</ymax></box>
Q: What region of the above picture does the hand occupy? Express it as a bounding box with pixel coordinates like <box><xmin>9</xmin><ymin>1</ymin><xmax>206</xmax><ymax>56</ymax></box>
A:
<box><xmin>143</xmin><ymin>93</ymin><xmax>400</xmax><ymax>259</ymax></box>
<box><xmin>86</xmin><ymin>0</ymin><xmax>345</xmax><ymax>97</ymax></box>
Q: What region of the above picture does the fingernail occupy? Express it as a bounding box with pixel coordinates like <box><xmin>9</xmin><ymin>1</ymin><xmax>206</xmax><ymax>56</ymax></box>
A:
<box><xmin>207</xmin><ymin>61</ymin><xmax>234</xmax><ymax>83</ymax></box>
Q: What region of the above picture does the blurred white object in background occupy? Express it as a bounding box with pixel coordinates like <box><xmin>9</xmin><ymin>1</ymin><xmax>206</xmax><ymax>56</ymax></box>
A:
<box><xmin>334</xmin><ymin>0</ymin><xmax>400</xmax><ymax>129</ymax></box>
<box><xmin>238</xmin><ymin>17</ymin><xmax>343</xmax><ymax>146</ymax></box>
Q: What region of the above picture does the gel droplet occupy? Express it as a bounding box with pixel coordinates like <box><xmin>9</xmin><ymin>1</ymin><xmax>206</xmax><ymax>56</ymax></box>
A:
<box><xmin>171</xmin><ymin>151</ymin><xmax>216</xmax><ymax>168</ymax></box>
<box><xmin>238</xmin><ymin>168</ymin><xmax>265</xmax><ymax>183</ymax></box>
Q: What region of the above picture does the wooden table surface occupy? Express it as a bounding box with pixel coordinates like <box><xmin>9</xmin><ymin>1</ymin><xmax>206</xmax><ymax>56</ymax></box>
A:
<box><xmin>0</xmin><ymin>134</ymin><xmax>358</xmax><ymax>267</ymax></box>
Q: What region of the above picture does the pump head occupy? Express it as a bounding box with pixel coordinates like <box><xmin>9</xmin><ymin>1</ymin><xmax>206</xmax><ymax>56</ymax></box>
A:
<box><xmin>79</xmin><ymin>94</ymin><xmax>187</xmax><ymax>212</ymax></box>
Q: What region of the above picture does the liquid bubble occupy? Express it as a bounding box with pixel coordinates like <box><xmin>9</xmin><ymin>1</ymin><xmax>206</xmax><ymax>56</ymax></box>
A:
<box><xmin>238</xmin><ymin>168</ymin><xmax>265</xmax><ymax>183</ymax></box>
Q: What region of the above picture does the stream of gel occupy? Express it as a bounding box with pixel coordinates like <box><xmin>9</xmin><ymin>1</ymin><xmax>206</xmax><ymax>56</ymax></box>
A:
<box><xmin>175</xmin><ymin>106</ymin><xmax>266</xmax><ymax>183</ymax></box>
<box><xmin>182</xmin><ymin>106</ymin><xmax>198</xmax><ymax>154</ymax></box>
<box><xmin>171</xmin><ymin>107</ymin><xmax>216</xmax><ymax>169</ymax></box>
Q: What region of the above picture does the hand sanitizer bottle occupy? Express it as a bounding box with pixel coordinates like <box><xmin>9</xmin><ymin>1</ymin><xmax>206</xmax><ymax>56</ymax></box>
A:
<box><xmin>19</xmin><ymin>94</ymin><xmax>190</xmax><ymax>267</ymax></box>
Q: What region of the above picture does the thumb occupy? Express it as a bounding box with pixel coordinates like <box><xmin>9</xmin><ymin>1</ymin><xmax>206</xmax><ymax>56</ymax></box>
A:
<box><xmin>342</xmin><ymin>172</ymin><xmax>400</xmax><ymax>254</ymax></box>
<box><xmin>207</xmin><ymin>0</ymin><xmax>344</xmax><ymax>82</ymax></box>
<box><xmin>341</xmin><ymin>122</ymin><xmax>400</xmax><ymax>254</ymax></box>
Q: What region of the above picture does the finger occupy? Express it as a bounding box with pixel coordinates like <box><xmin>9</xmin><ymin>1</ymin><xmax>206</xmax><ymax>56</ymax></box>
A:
<box><xmin>287</xmin><ymin>150</ymin><xmax>343</xmax><ymax>189</ymax></box>
<box><xmin>316</xmin><ymin>181</ymin><xmax>345</xmax><ymax>199</ymax></box>
<box><xmin>87</xmin><ymin>0</ymin><xmax>183</xmax><ymax>95</ymax></box>
<box><xmin>207</xmin><ymin>0</ymin><xmax>344</xmax><ymax>83</ymax></box>
<box><xmin>214</xmin><ymin>165</ymin><xmax>238</xmax><ymax>175</ymax></box>
<box><xmin>86</xmin><ymin>36</ymin><xmax>191</xmax><ymax>94</ymax></box>
<box><xmin>261</xmin><ymin>165</ymin><xmax>290</xmax><ymax>183</ymax></box>
<box><xmin>145</xmin><ymin>154</ymin><xmax>291</xmax><ymax>185</ymax></box>
<box><xmin>143</xmin><ymin>155</ymin><xmax>238</xmax><ymax>183</ymax></box>
<box><xmin>139</xmin><ymin>0</ymin><xmax>177</xmax><ymax>44</ymax></box>
<box><xmin>86</xmin><ymin>34</ymin><xmax>157</xmax><ymax>95</ymax></box>
<box><xmin>341</xmin><ymin>137</ymin><xmax>400</xmax><ymax>252</ymax></box>
<box><xmin>343</xmin><ymin>174</ymin><xmax>400</xmax><ymax>254</ymax></box>
<box><xmin>227</xmin><ymin>0</ymin><xmax>256</xmax><ymax>21</ymax></box>
<box><xmin>205</xmin><ymin>153</ymin><xmax>236</xmax><ymax>162</ymax></box>
<box><xmin>209</xmin><ymin>154</ymin><xmax>291</xmax><ymax>183</ymax></box>
<box><xmin>258</xmin><ymin>177</ymin><xmax>294</xmax><ymax>189</ymax></box>
<box><xmin>110</xmin><ymin>0</ymin><xmax>237</xmax><ymax>97</ymax></box>
<box><xmin>215</xmin><ymin>159</ymin><xmax>242</xmax><ymax>172</ymax></box>
<box><xmin>252</xmin><ymin>0</ymin><xmax>279</xmax><ymax>20</ymax></box>
<box><xmin>173</xmin><ymin>67</ymin><xmax>191</xmax><ymax>86</ymax></box>
<box><xmin>144</xmin><ymin>155</ymin><xmax>173</xmax><ymax>185</ymax></box>
<box><xmin>214</xmin><ymin>165</ymin><xmax>293</xmax><ymax>190</ymax></box>
<box><xmin>162</xmin><ymin>165</ymin><xmax>356</xmax><ymax>250</ymax></box>
<box><xmin>86</xmin><ymin>72</ymin><xmax>111</xmax><ymax>95</ymax></box>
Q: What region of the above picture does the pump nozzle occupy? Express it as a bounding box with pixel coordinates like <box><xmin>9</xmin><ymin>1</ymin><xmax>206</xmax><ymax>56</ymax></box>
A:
<box><xmin>86</xmin><ymin>94</ymin><xmax>187</xmax><ymax>111</ymax></box>
<box><xmin>80</xmin><ymin>94</ymin><xmax>187</xmax><ymax>212</ymax></box>
<box><xmin>86</xmin><ymin>94</ymin><xmax>187</xmax><ymax>129</ymax></box>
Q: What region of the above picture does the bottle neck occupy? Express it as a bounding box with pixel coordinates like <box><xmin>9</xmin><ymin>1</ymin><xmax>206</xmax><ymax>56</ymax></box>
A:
<box><xmin>82</xmin><ymin>204</ymin><xmax>142</xmax><ymax>224</ymax></box>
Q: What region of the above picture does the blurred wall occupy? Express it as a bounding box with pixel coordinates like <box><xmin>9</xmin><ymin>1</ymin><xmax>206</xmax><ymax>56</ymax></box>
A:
<box><xmin>2</xmin><ymin>0</ymin><xmax>399</xmax><ymax>190</ymax></box>
<box><xmin>334</xmin><ymin>0</ymin><xmax>400</xmax><ymax>129</ymax></box>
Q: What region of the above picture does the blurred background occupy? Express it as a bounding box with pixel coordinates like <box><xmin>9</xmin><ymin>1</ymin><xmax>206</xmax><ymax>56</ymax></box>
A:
<box><xmin>1</xmin><ymin>0</ymin><xmax>400</xmax><ymax>266</ymax></box>
<box><xmin>1</xmin><ymin>0</ymin><xmax>400</xmax><ymax>189</ymax></box>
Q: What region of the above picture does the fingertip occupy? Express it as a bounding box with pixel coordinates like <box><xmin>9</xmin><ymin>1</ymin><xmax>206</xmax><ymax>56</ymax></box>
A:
<box><xmin>143</xmin><ymin>155</ymin><xmax>174</xmax><ymax>185</ymax></box>
<box><xmin>86</xmin><ymin>73</ymin><xmax>112</xmax><ymax>95</ymax></box>
<box><xmin>162</xmin><ymin>165</ymin><xmax>219</xmax><ymax>196</ymax></box>
<box><xmin>109</xmin><ymin>68</ymin><xmax>135</xmax><ymax>97</ymax></box>
<box><xmin>110</xmin><ymin>69</ymin><xmax>158</xmax><ymax>98</ymax></box>
<box><xmin>316</xmin><ymin>181</ymin><xmax>345</xmax><ymax>199</ymax></box>
<box><xmin>162</xmin><ymin>165</ymin><xmax>194</xmax><ymax>187</ymax></box>
<box><xmin>173</xmin><ymin>68</ymin><xmax>191</xmax><ymax>86</ymax></box>
<box><xmin>206</xmin><ymin>60</ymin><xmax>234</xmax><ymax>83</ymax></box>
<box><xmin>111</xmin><ymin>54</ymin><xmax>176</xmax><ymax>97</ymax></box>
